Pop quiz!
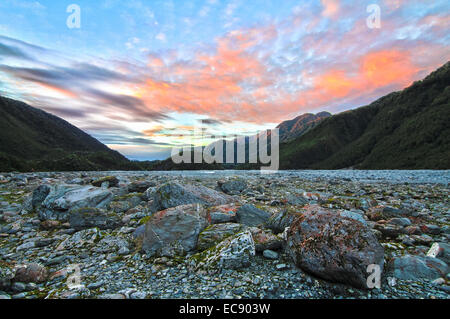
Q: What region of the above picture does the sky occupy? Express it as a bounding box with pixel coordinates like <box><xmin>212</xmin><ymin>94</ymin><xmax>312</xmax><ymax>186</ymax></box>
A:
<box><xmin>0</xmin><ymin>0</ymin><xmax>449</xmax><ymax>160</ymax></box>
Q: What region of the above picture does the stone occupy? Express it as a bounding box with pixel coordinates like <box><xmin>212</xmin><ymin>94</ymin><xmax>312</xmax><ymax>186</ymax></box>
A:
<box><xmin>248</xmin><ymin>227</ymin><xmax>283</xmax><ymax>252</ymax></box>
<box><xmin>69</xmin><ymin>207</ymin><xmax>121</xmax><ymax>230</ymax></box>
<box><xmin>38</xmin><ymin>185</ymin><xmax>113</xmax><ymax>222</ymax></box>
<box><xmin>263</xmin><ymin>250</ymin><xmax>279</xmax><ymax>260</ymax></box>
<box><xmin>374</xmin><ymin>223</ymin><xmax>404</xmax><ymax>239</ymax></box>
<box><xmin>91</xmin><ymin>176</ymin><xmax>119</xmax><ymax>188</ymax></box>
<box><xmin>286</xmin><ymin>205</ymin><xmax>385</xmax><ymax>289</ymax></box>
<box><xmin>387</xmin><ymin>218</ymin><xmax>412</xmax><ymax>227</ymax></box>
<box><xmin>421</xmin><ymin>224</ymin><xmax>441</xmax><ymax>235</ymax></box>
<box><xmin>235</xmin><ymin>204</ymin><xmax>271</xmax><ymax>227</ymax></box>
<box><xmin>209</xmin><ymin>204</ymin><xmax>240</xmax><ymax>224</ymax></box>
<box><xmin>14</xmin><ymin>263</ymin><xmax>48</xmax><ymax>283</ymax></box>
<box><xmin>57</xmin><ymin>228</ymin><xmax>100</xmax><ymax>251</ymax></box>
<box><xmin>0</xmin><ymin>261</ymin><xmax>15</xmax><ymax>289</ymax></box>
<box><xmin>189</xmin><ymin>231</ymin><xmax>255</xmax><ymax>273</ymax></box>
<box><xmin>286</xmin><ymin>194</ymin><xmax>308</xmax><ymax>206</ymax></box>
<box><xmin>367</xmin><ymin>206</ymin><xmax>411</xmax><ymax>221</ymax></box>
<box><xmin>142</xmin><ymin>204</ymin><xmax>210</xmax><ymax>257</ymax></box>
<box><xmin>389</xmin><ymin>255</ymin><xmax>448</xmax><ymax>281</ymax></box>
<box><xmin>197</xmin><ymin>223</ymin><xmax>245</xmax><ymax>251</ymax></box>
<box><xmin>94</xmin><ymin>236</ymin><xmax>130</xmax><ymax>255</ymax></box>
<box><xmin>11</xmin><ymin>282</ymin><xmax>27</xmax><ymax>293</ymax></box>
<box><xmin>151</xmin><ymin>182</ymin><xmax>236</xmax><ymax>212</ymax></box>
<box><xmin>109</xmin><ymin>193</ymin><xmax>144</xmax><ymax>214</ymax></box>
<box><xmin>339</xmin><ymin>210</ymin><xmax>367</xmax><ymax>226</ymax></box>
<box><xmin>31</xmin><ymin>185</ymin><xmax>51</xmax><ymax>209</ymax></box>
<box><xmin>266</xmin><ymin>210</ymin><xmax>295</xmax><ymax>234</ymax></box>
<box><xmin>128</xmin><ymin>180</ymin><xmax>156</xmax><ymax>193</ymax></box>
<box><xmin>276</xmin><ymin>264</ymin><xmax>289</xmax><ymax>270</ymax></box>
<box><xmin>427</xmin><ymin>242</ymin><xmax>450</xmax><ymax>264</ymax></box>
<box><xmin>218</xmin><ymin>179</ymin><xmax>247</xmax><ymax>195</ymax></box>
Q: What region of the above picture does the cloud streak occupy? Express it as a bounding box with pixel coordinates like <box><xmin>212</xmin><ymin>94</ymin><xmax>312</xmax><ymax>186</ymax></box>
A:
<box><xmin>0</xmin><ymin>1</ymin><xmax>449</xmax><ymax>159</ymax></box>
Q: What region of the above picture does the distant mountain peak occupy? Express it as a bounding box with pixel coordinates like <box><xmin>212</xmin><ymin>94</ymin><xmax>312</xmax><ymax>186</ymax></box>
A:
<box><xmin>277</xmin><ymin>111</ymin><xmax>332</xmax><ymax>142</ymax></box>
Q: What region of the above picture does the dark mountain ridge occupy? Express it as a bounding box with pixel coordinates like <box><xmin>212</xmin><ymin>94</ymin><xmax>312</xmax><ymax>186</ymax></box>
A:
<box><xmin>278</xmin><ymin>61</ymin><xmax>450</xmax><ymax>169</ymax></box>
<box><xmin>0</xmin><ymin>96</ymin><xmax>133</xmax><ymax>172</ymax></box>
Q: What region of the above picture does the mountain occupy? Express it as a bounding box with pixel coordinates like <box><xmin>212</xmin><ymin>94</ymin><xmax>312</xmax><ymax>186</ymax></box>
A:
<box><xmin>0</xmin><ymin>96</ymin><xmax>135</xmax><ymax>172</ymax></box>
<box><xmin>151</xmin><ymin>62</ymin><xmax>450</xmax><ymax>171</ymax></box>
<box><xmin>278</xmin><ymin>61</ymin><xmax>450</xmax><ymax>169</ymax></box>
<box><xmin>277</xmin><ymin>112</ymin><xmax>331</xmax><ymax>142</ymax></box>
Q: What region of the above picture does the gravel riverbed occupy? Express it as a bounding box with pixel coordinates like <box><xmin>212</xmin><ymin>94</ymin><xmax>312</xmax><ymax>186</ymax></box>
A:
<box><xmin>0</xmin><ymin>170</ymin><xmax>448</xmax><ymax>299</ymax></box>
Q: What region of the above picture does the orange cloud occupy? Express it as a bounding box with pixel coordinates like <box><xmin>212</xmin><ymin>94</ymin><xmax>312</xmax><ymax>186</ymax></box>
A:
<box><xmin>314</xmin><ymin>70</ymin><xmax>354</xmax><ymax>98</ymax></box>
<box><xmin>361</xmin><ymin>50</ymin><xmax>419</xmax><ymax>87</ymax></box>
<box><xmin>321</xmin><ymin>0</ymin><xmax>340</xmax><ymax>18</ymax></box>
<box><xmin>291</xmin><ymin>49</ymin><xmax>421</xmax><ymax>112</ymax></box>
<box><xmin>38</xmin><ymin>83</ymin><xmax>78</xmax><ymax>98</ymax></box>
<box><xmin>136</xmin><ymin>27</ymin><xmax>275</xmax><ymax>122</ymax></box>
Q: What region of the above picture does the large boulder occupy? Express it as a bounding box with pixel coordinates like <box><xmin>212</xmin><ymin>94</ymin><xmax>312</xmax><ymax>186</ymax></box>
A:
<box><xmin>150</xmin><ymin>182</ymin><xmax>236</xmax><ymax>212</ymax></box>
<box><xmin>236</xmin><ymin>204</ymin><xmax>272</xmax><ymax>227</ymax></box>
<box><xmin>141</xmin><ymin>204</ymin><xmax>210</xmax><ymax>257</ymax></box>
<box><xmin>197</xmin><ymin>223</ymin><xmax>245</xmax><ymax>251</ymax></box>
<box><xmin>286</xmin><ymin>205</ymin><xmax>385</xmax><ymax>289</ymax></box>
<box><xmin>37</xmin><ymin>185</ymin><xmax>113</xmax><ymax>222</ymax></box>
<box><xmin>68</xmin><ymin>207</ymin><xmax>121</xmax><ymax>230</ymax></box>
<box><xmin>389</xmin><ymin>255</ymin><xmax>448</xmax><ymax>281</ymax></box>
<box><xmin>14</xmin><ymin>263</ymin><xmax>48</xmax><ymax>283</ymax></box>
<box><xmin>189</xmin><ymin>231</ymin><xmax>255</xmax><ymax>273</ymax></box>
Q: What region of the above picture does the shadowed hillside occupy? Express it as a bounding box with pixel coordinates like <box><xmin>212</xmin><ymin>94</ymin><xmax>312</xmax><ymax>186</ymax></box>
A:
<box><xmin>279</xmin><ymin>62</ymin><xmax>450</xmax><ymax>169</ymax></box>
<box><xmin>0</xmin><ymin>96</ymin><xmax>135</xmax><ymax>172</ymax></box>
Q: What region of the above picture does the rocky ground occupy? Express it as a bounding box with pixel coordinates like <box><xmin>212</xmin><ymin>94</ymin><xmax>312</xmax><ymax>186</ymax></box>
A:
<box><xmin>0</xmin><ymin>170</ymin><xmax>449</xmax><ymax>299</ymax></box>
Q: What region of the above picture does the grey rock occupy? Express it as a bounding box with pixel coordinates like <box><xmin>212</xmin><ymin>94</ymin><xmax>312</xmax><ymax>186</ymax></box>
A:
<box><xmin>197</xmin><ymin>223</ymin><xmax>245</xmax><ymax>251</ymax></box>
<box><xmin>11</xmin><ymin>282</ymin><xmax>26</xmax><ymax>293</ymax></box>
<box><xmin>190</xmin><ymin>231</ymin><xmax>255</xmax><ymax>272</ymax></box>
<box><xmin>339</xmin><ymin>210</ymin><xmax>367</xmax><ymax>226</ymax></box>
<box><xmin>31</xmin><ymin>185</ymin><xmax>51</xmax><ymax>209</ymax></box>
<box><xmin>263</xmin><ymin>250</ymin><xmax>279</xmax><ymax>260</ymax></box>
<box><xmin>38</xmin><ymin>185</ymin><xmax>113</xmax><ymax>222</ymax></box>
<box><xmin>142</xmin><ymin>204</ymin><xmax>210</xmax><ymax>257</ymax></box>
<box><xmin>249</xmin><ymin>227</ymin><xmax>284</xmax><ymax>252</ymax></box>
<box><xmin>236</xmin><ymin>204</ymin><xmax>271</xmax><ymax>227</ymax></box>
<box><xmin>0</xmin><ymin>262</ymin><xmax>15</xmax><ymax>289</ymax></box>
<box><xmin>387</xmin><ymin>218</ymin><xmax>412</xmax><ymax>227</ymax></box>
<box><xmin>128</xmin><ymin>180</ymin><xmax>156</xmax><ymax>193</ymax></box>
<box><xmin>69</xmin><ymin>207</ymin><xmax>121</xmax><ymax>230</ymax></box>
<box><xmin>390</xmin><ymin>255</ymin><xmax>448</xmax><ymax>281</ymax></box>
<box><xmin>218</xmin><ymin>179</ymin><xmax>247</xmax><ymax>195</ymax></box>
<box><xmin>92</xmin><ymin>176</ymin><xmax>119</xmax><ymax>188</ymax></box>
<box><xmin>427</xmin><ymin>242</ymin><xmax>450</xmax><ymax>265</ymax></box>
<box><xmin>266</xmin><ymin>210</ymin><xmax>295</xmax><ymax>234</ymax></box>
<box><xmin>151</xmin><ymin>182</ymin><xmax>236</xmax><ymax>212</ymax></box>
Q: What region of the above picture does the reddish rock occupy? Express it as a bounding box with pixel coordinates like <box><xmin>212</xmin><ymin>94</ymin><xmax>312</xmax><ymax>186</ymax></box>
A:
<box><xmin>14</xmin><ymin>263</ymin><xmax>48</xmax><ymax>283</ymax></box>
<box><xmin>287</xmin><ymin>205</ymin><xmax>384</xmax><ymax>289</ymax></box>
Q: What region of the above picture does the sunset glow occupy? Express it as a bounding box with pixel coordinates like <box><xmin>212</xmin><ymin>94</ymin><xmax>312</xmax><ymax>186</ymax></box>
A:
<box><xmin>0</xmin><ymin>0</ymin><xmax>449</xmax><ymax>160</ymax></box>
